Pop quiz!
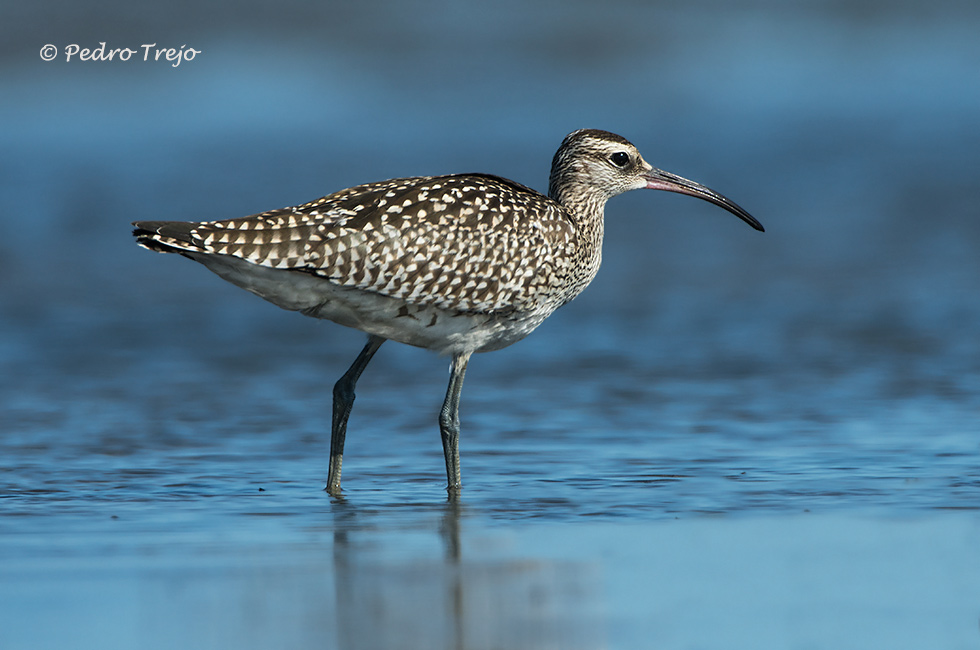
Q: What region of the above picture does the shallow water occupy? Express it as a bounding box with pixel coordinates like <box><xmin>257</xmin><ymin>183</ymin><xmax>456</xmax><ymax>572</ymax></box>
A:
<box><xmin>3</xmin><ymin>0</ymin><xmax>980</xmax><ymax>648</ymax></box>
<box><xmin>5</xmin><ymin>511</ymin><xmax>980</xmax><ymax>650</ymax></box>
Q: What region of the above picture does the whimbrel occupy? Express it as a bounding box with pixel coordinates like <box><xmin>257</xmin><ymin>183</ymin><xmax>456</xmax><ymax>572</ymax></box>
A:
<box><xmin>133</xmin><ymin>129</ymin><xmax>763</xmax><ymax>494</ymax></box>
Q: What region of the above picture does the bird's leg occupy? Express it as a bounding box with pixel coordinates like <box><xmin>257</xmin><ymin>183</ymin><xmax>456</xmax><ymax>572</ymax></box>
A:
<box><xmin>326</xmin><ymin>335</ymin><xmax>385</xmax><ymax>495</ymax></box>
<box><xmin>439</xmin><ymin>352</ymin><xmax>471</xmax><ymax>494</ymax></box>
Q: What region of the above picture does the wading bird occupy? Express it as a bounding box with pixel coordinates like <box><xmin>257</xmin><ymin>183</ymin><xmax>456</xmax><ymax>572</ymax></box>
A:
<box><xmin>134</xmin><ymin>129</ymin><xmax>763</xmax><ymax>494</ymax></box>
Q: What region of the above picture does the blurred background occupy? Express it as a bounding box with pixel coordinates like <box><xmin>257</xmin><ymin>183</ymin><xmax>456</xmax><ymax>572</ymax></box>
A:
<box><xmin>3</xmin><ymin>0</ymin><xmax>978</xmax><ymax>479</ymax></box>
<box><xmin>3</xmin><ymin>0</ymin><xmax>979</xmax><ymax>390</ymax></box>
<box><xmin>2</xmin><ymin>1</ymin><xmax>980</xmax><ymax>648</ymax></box>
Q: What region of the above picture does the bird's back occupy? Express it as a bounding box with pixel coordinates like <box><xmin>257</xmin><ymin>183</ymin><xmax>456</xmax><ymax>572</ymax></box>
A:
<box><xmin>134</xmin><ymin>173</ymin><xmax>594</xmax><ymax>351</ymax></box>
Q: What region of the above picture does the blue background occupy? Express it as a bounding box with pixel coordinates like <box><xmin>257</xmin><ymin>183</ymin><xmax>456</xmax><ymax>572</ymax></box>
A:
<box><xmin>2</xmin><ymin>1</ymin><xmax>980</xmax><ymax>648</ymax></box>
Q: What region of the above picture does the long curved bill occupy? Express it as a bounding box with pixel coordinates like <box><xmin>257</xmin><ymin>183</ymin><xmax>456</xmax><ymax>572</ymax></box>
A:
<box><xmin>644</xmin><ymin>168</ymin><xmax>764</xmax><ymax>232</ymax></box>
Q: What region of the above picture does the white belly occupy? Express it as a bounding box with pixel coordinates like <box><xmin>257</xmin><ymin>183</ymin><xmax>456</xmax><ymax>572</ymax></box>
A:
<box><xmin>189</xmin><ymin>253</ymin><xmax>552</xmax><ymax>355</ymax></box>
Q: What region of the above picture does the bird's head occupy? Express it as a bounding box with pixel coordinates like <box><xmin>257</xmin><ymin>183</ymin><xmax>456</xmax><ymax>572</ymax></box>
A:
<box><xmin>549</xmin><ymin>129</ymin><xmax>764</xmax><ymax>232</ymax></box>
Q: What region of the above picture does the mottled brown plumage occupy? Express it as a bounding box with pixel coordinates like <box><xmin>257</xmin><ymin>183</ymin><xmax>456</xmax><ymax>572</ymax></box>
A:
<box><xmin>138</xmin><ymin>174</ymin><xmax>575</xmax><ymax>316</ymax></box>
<box><xmin>133</xmin><ymin>129</ymin><xmax>763</xmax><ymax>494</ymax></box>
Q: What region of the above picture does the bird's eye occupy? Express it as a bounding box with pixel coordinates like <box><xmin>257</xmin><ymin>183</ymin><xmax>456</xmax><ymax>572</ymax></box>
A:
<box><xmin>609</xmin><ymin>151</ymin><xmax>630</xmax><ymax>168</ymax></box>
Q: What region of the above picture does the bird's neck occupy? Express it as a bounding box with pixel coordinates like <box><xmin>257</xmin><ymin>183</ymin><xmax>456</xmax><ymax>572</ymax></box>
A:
<box><xmin>548</xmin><ymin>180</ymin><xmax>607</xmax><ymax>306</ymax></box>
<box><xmin>549</xmin><ymin>177</ymin><xmax>608</xmax><ymax>251</ymax></box>
<box><xmin>548</xmin><ymin>153</ymin><xmax>613</xmax><ymax>228</ymax></box>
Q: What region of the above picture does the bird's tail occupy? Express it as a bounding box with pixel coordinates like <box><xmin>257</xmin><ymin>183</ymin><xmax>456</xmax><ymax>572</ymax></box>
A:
<box><xmin>132</xmin><ymin>221</ymin><xmax>207</xmax><ymax>254</ymax></box>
